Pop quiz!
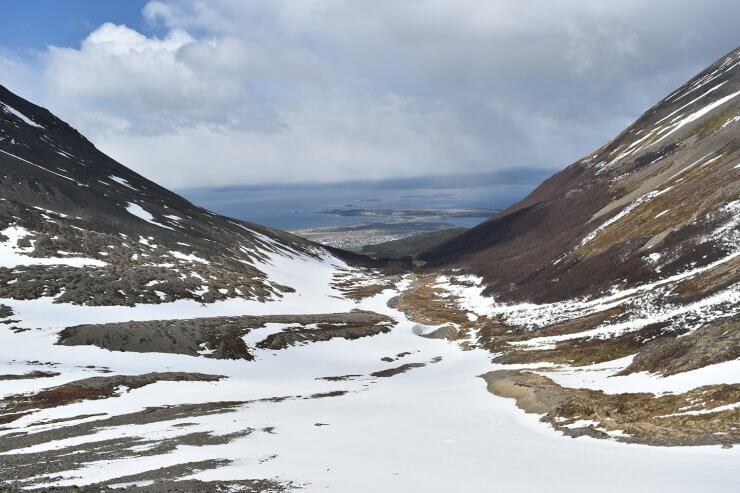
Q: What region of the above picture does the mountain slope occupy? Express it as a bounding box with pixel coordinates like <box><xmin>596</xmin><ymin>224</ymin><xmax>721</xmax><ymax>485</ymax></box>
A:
<box><xmin>0</xmin><ymin>51</ymin><xmax>739</xmax><ymax>491</ymax></box>
<box><xmin>421</xmin><ymin>46</ymin><xmax>739</xmax><ymax>305</ymax></box>
<box><xmin>391</xmin><ymin>47</ymin><xmax>740</xmax><ymax>448</ymax></box>
<box><xmin>0</xmin><ymin>84</ymin><xmax>330</xmax><ymax>306</ymax></box>
<box><xmin>0</xmin><ymin>84</ymin><xmax>433</xmax><ymax>490</ymax></box>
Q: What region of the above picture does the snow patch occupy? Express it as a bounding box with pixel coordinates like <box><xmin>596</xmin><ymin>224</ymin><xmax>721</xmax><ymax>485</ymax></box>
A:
<box><xmin>651</xmin><ymin>90</ymin><xmax>740</xmax><ymax>147</ymax></box>
<box><xmin>169</xmin><ymin>250</ymin><xmax>210</xmax><ymax>264</ymax></box>
<box><xmin>125</xmin><ymin>203</ymin><xmax>175</xmax><ymax>231</ymax></box>
<box><xmin>0</xmin><ymin>226</ymin><xmax>106</xmax><ymax>268</ymax></box>
<box><xmin>109</xmin><ymin>176</ymin><xmax>137</xmax><ymax>190</ymax></box>
<box><xmin>1</xmin><ymin>103</ymin><xmax>43</xmax><ymax>128</ymax></box>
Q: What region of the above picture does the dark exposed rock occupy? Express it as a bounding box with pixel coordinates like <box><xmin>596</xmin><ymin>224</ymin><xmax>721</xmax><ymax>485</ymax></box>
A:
<box><xmin>316</xmin><ymin>374</ymin><xmax>361</xmax><ymax>381</ymax></box>
<box><xmin>0</xmin><ymin>401</ymin><xmax>246</xmax><ymax>454</ymax></box>
<box><xmin>256</xmin><ymin>312</ymin><xmax>394</xmax><ymax>350</ymax></box>
<box><xmin>620</xmin><ymin>315</ymin><xmax>740</xmax><ymax>376</ymax></box>
<box><xmin>3</xmin><ymin>457</ymin><xmax>290</xmax><ymax>491</ymax></box>
<box><xmin>58</xmin><ymin>311</ymin><xmax>394</xmax><ymax>357</ymax></box>
<box><xmin>0</xmin><ymin>373</ymin><xmax>224</xmax><ymax>424</ymax></box>
<box><xmin>370</xmin><ymin>362</ymin><xmax>426</xmax><ymax>378</ymax></box>
<box><xmin>0</xmin><ymin>304</ymin><xmax>12</xmax><ymax>318</ymax></box>
<box><xmin>0</xmin><ymin>431</ymin><xmax>250</xmax><ymax>487</ymax></box>
<box><xmin>58</xmin><ymin>318</ymin><xmax>256</xmax><ymax>360</ymax></box>
<box><xmin>0</xmin><ymin>83</ymin><xmax>330</xmax><ymax>308</ymax></box>
<box><xmin>0</xmin><ymin>370</ymin><xmax>60</xmax><ymax>381</ymax></box>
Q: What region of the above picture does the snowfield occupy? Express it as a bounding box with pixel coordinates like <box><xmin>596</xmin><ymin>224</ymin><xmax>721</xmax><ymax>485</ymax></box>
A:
<box><xmin>0</xmin><ymin>247</ymin><xmax>738</xmax><ymax>492</ymax></box>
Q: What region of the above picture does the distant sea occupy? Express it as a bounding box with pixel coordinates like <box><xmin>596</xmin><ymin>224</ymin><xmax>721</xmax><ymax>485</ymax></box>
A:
<box><xmin>178</xmin><ymin>181</ymin><xmax>541</xmax><ymax>232</ymax></box>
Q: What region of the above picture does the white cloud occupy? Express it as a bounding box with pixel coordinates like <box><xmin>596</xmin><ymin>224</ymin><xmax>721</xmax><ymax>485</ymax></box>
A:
<box><xmin>43</xmin><ymin>24</ymin><xmax>248</xmax><ymax>133</ymax></box>
<box><xmin>3</xmin><ymin>0</ymin><xmax>738</xmax><ymax>187</ymax></box>
<box><xmin>95</xmin><ymin>93</ymin><xmax>487</xmax><ymax>187</ymax></box>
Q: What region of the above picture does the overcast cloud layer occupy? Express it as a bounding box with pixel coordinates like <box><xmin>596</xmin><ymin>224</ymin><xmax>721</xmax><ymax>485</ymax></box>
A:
<box><xmin>2</xmin><ymin>0</ymin><xmax>739</xmax><ymax>188</ymax></box>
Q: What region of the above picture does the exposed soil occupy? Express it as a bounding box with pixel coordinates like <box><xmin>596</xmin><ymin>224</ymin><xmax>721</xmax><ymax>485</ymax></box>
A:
<box><xmin>380</xmin><ymin>351</ymin><xmax>415</xmax><ymax>362</ymax></box>
<box><xmin>27</xmin><ymin>413</ymin><xmax>107</xmax><ymax>427</ymax></box>
<box><xmin>398</xmin><ymin>272</ymin><xmax>740</xmax><ymax>447</ymax></box>
<box><xmin>418</xmin><ymin>47</ymin><xmax>740</xmax><ymax>307</ymax></box>
<box><xmin>394</xmin><ymin>275</ymin><xmax>473</xmax><ymax>328</ymax></box>
<box><xmin>0</xmin><ymin>373</ymin><xmax>223</xmax><ymax>424</ymax></box>
<box><xmin>482</xmin><ymin>370</ymin><xmax>740</xmax><ymax>447</ymax></box>
<box><xmin>330</xmin><ymin>269</ymin><xmax>397</xmax><ymax>301</ymax></box>
<box><xmin>620</xmin><ymin>315</ymin><xmax>739</xmax><ymax>376</ymax></box>
<box><xmin>0</xmin><ymin>304</ymin><xmax>12</xmax><ymax>318</ymax></box>
<box><xmin>306</xmin><ymin>390</ymin><xmax>348</xmax><ymax>399</ymax></box>
<box><xmin>315</xmin><ymin>374</ymin><xmax>361</xmax><ymax>382</ymax></box>
<box><xmin>0</xmin><ymin>383</ymin><xmax>353</xmax><ymax>488</ymax></box>
<box><xmin>0</xmin><ymin>430</ymin><xmax>252</xmax><ymax>488</ymax></box>
<box><xmin>493</xmin><ymin>321</ymin><xmax>676</xmax><ymax>367</ymax></box>
<box><xmin>0</xmin><ymin>370</ymin><xmax>60</xmax><ymax>381</ymax></box>
<box><xmin>3</xmin><ymin>458</ymin><xmax>290</xmax><ymax>492</ymax></box>
<box><xmin>58</xmin><ymin>317</ymin><xmax>257</xmax><ymax>360</ymax></box>
<box><xmin>0</xmin><ymin>400</ymin><xmax>247</xmax><ymax>454</ymax></box>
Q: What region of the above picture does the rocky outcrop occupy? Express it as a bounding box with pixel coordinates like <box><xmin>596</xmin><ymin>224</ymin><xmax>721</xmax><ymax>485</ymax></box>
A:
<box><xmin>620</xmin><ymin>315</ymin><xmax>739</xmax><ymax>376</ymax></box>
<box><xmin>482</xmin><ymin>370</ymin><xmax>740</xmax><ymax>447</ymax></box>
<box><xmin>58</xmin><ymin>311</ymin><xmax>394</xmax><ymax>357</ymax></box>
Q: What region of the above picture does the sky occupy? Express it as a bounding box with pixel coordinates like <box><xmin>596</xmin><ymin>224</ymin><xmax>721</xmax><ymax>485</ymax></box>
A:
<box><xmin>0</xmin><ymin>0</ymin><xmax>738</xmax><ymax>189</ymax></box>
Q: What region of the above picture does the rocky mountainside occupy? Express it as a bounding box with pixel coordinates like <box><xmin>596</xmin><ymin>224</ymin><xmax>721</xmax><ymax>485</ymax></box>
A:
<box><xmin>394</xmin><ymin>46</ymin><xmax>739</xmax><ymax>448</ymax></box>
<box><xmin>0</xmin><ymin>84</ymin><xmax>330</xmax><ymax>306</ymax></box>
<box><xmin>421</xmin><ymin>46</ymin><xmax>739</xmax><ymax>305</ymax></box>
<box><xmin>0</xmin><ymin>83</ymin><xmax>423</xmax><ymax>491</ymax></box>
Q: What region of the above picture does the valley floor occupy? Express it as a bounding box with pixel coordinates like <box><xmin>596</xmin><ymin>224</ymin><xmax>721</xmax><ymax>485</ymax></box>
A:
<box><xmin>0</xmin><ymin>252</ymin><xmax>738</xmax><ymax>491</ymax></box>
